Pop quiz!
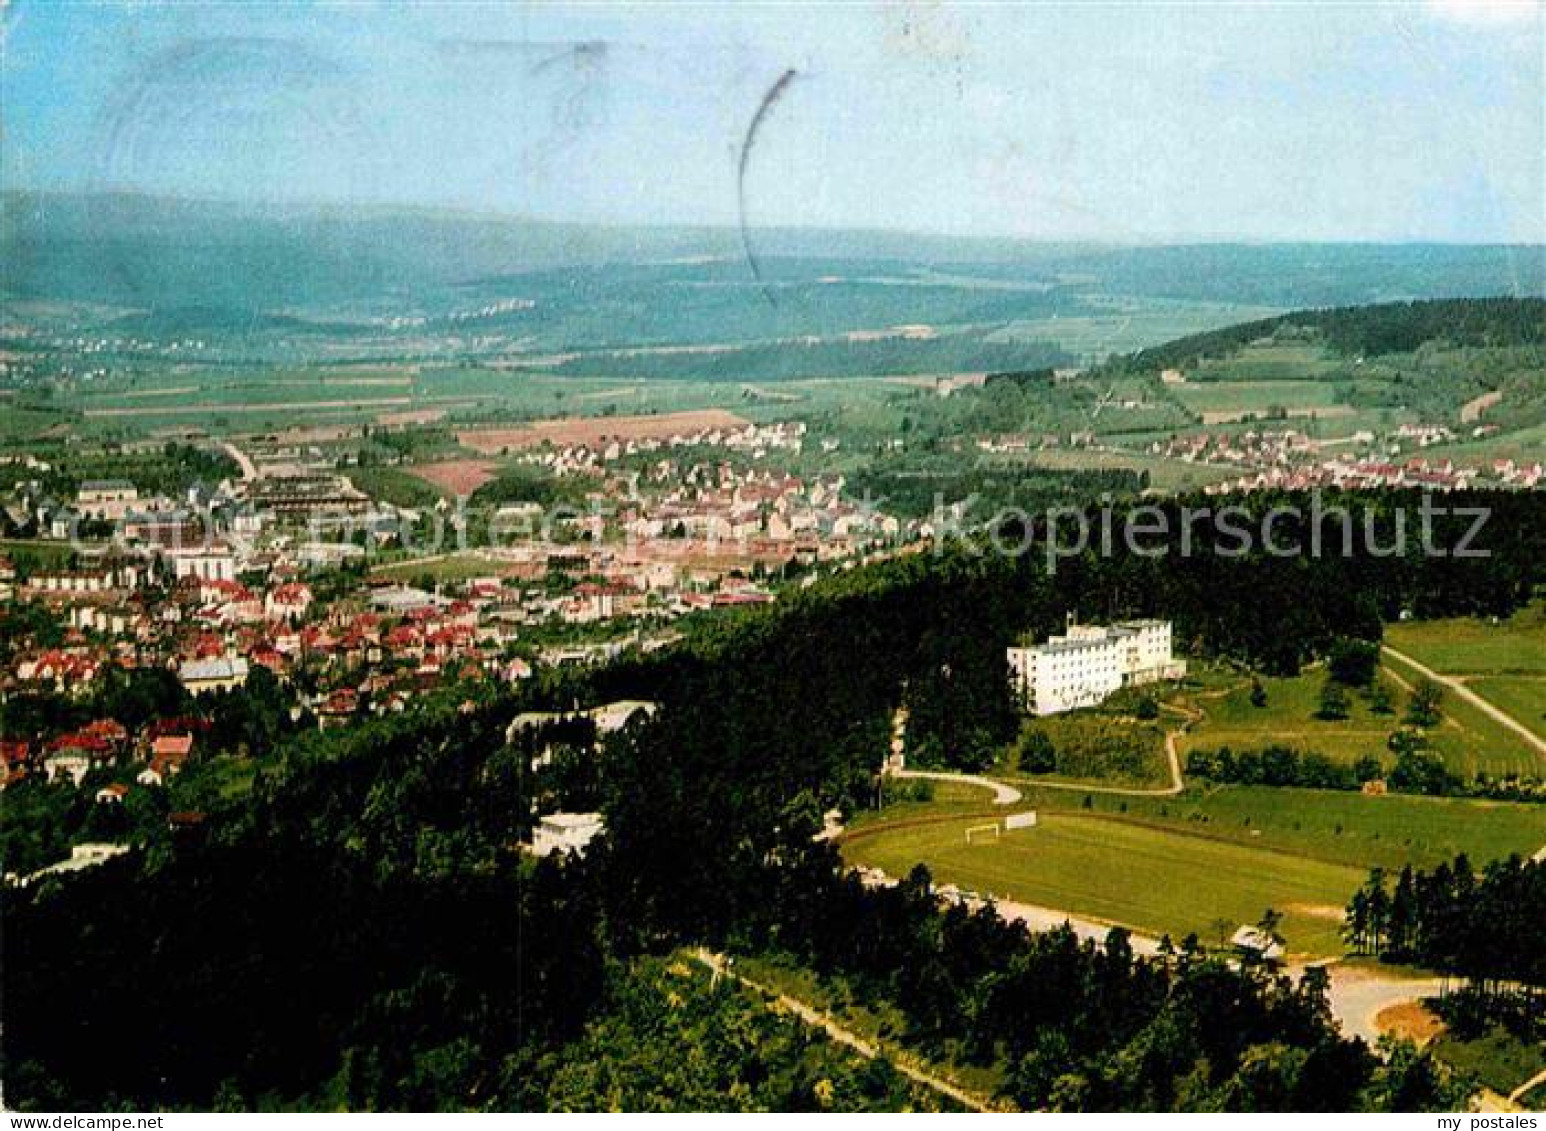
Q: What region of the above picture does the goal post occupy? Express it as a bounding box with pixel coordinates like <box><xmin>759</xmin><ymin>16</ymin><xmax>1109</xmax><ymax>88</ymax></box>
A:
<box><xmin>965</xmin><ymin>822</ymin><xmax>1001</xmax><ymax>845</ymax></box>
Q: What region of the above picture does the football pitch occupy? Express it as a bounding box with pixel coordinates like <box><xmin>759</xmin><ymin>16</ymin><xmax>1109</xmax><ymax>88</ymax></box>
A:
<box><xmin>844</xmin><ymin>809</ymin><xmax>1363</xmax><ymax>957</ymax></box>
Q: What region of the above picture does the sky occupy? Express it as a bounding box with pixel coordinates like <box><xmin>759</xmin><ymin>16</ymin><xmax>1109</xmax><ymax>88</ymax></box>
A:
<box><xmin>2</xmin><ymin>1</ymin><xmax>1542</xmax><ymax>243</ymax></box>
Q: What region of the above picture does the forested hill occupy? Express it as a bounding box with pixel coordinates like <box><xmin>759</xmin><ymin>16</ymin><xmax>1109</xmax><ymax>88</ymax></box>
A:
<box><xmin>1114</xmin><ymin>297</ymin><xmax>1546</xmax><ymax>373</ymax></box>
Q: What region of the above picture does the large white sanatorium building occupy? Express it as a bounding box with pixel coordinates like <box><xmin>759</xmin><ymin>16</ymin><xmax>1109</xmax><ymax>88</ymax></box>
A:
<box><xmin>1007</xmin><ymin>619</ymin><xmax>1186</xmax><ymax>716</ymax></box>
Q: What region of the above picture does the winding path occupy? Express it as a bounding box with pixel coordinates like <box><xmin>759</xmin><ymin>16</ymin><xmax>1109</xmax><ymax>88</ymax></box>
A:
<box><xmin>1014</xmin><ymin>723</ymin><xmax>1185</xmax><ymax>798</ymax></box>
<box><xmin>889</xmin><ymin>769</ymin><xmax>1022</xmax><ymax>805</ymax></box>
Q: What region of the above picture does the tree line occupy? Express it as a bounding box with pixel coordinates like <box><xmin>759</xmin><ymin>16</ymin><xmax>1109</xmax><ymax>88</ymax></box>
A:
<box><xmin>1112</xmin><ymin>297</ymin><xmax>1546</xmax><ymax>374</ymax></box>
<box><xmin>1345</xmin><ymin>855</ymin><xmax>1545</xmax><ymax>1044</ymax></box>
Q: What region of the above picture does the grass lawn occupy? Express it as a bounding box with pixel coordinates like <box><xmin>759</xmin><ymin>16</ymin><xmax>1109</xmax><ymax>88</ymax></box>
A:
<box><xmin>1174</xmin><ymin>665</ymin><xmax>1396</xmax><ymax>764</ymax></box>
<box><xmin>841</xmin><ymin>773</ymin><xmax>1544</xmax><ymax>962</ymax></box>
<box><xmin>843</xmin><ymin>809</ymin><xmax>1365</xmax><ymax>958</ymax></box>
<box><xmin>1467</xmin><ymin>677</ymin><xmax>1546</xmax><ymax>744</ymax></box>
<box><xmin>1173</xmin><ymin>658</ymin><xmax>1544</xmax><ymax>780</ymax></box>
<box><xmin>1012</xmin><ymin>784</ymin><xmax>1546</xmax><ymax>873</ymax></box>
<box><xmin>1386</xmin><ymin>607</ymin><xmax>1546</xmax><ymax>675</ymax></box>
<box><xmin>1381</xmin><ymin>653</ymin><xmax>1545</xmax><ymax>780</ymax></box>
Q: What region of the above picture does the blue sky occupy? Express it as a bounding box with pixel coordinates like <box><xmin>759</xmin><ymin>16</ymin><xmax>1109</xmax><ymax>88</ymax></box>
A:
<box><xmin>2</xmin><ymin>1</ymin><xmax>1541</xmax><ymax>242</ymax></box>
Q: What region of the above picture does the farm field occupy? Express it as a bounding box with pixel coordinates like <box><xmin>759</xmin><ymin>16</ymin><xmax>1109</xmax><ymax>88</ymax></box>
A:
<box><xmin>996</xmin><ymin>298</ymin><xmax>1283</xmax><ymax>364</ymax></box>
<box><xmin>987</xmin><ymin>447</ymin><xmax>1244</xmax><ymax>492</ymax></box>
<box><xmin>843</xmin><ymin>808</ymin><xmax>1364</xmax><ymax>957</ymax></box>
<box><xmin>402</xmin><ymin>459</ymin><xmax>499</xmax><ymax>496</ymax></box>
<box><xmin>456</xmin><ymin>409</ymin><xmax>752</xmax><ymax>454</ymax></box>
<box><xmin>1380</xmin><ymin>652</ymin><xmax>1545</xmax><ymax>780</ymax></box>
<box><xmin>1188</xmin><ymin>341</ymin><xmax>1346</xmax><ymax>382</ymax></box>
<box><xmin>1170</xmin><ymin>379</ymin><xmax>1345</xmax><ymax>417</ymax></box>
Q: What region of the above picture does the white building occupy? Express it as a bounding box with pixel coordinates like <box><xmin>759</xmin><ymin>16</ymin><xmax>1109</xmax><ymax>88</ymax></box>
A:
<box><xmin>13</xmin><ymin>843</ymin><xmax>130</xmax><ymax>887</ymax></box>
<box><xmin>1007</xmin><ymin>619</ymin><xmax>1185</xmax><ymax>716</ymax></box>
<box><xmin>530</xmin><ymin>812</ymin><xmax>605</xmax><ymax>858</ymax></box>
<box><xmin>168</xmin><ymin>546</ymin><xmax>238</xmax><ymax>583</ymax></box>
<box><xmin>179</xmin><ymin>656</ymin><xmax>250</xmax><ymax>695</ymax></box>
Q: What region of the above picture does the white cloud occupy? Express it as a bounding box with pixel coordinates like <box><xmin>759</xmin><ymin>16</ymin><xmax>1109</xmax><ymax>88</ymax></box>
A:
<box><xmin>1425</xmin><ymin>0</ymin><xmax>1543</xmax><ymax>27</ymax></box>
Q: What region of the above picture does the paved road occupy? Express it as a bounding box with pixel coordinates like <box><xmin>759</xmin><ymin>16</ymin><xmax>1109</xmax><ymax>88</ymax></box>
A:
<box><xmin>693</xmin><ymin>949</ymin><xmax>995</xmax><ymax>1112</ymax></box>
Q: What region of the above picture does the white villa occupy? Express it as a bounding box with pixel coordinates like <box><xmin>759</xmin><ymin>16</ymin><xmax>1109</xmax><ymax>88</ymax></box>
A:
<box><xmin>1007</xmin><ymin>618</ymin><xmax>1185</xmax><ymax>716</ymax></box>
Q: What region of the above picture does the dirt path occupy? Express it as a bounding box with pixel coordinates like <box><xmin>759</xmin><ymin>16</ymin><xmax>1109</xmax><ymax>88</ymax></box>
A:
<box><xmin>221</xmin><ymin>441</ymin><xmax>258</xmax><ymax>482</ymax></box>
<box><xmin>1381</xmin><ymin>645</ymin><xmax>1546</xmax><ymax>763</ymax></box>
<box><xmin>890</xmin><ymin>769</ymin><xmax>1022</xmax><ymax>805</ymax></box>
<box><xmin>1461</xmin><ymin>389</ymin><xmax>1503</xmax><ymax>424</ymax></box>
<box><xmin>692</xmin><ymin>949</ymin><xmax>997</xmax><ymax>1112</ymax></box>
<box><xmin>1509</xmin><ymin>1065</ymin><xmax>1546</xmax><ymax>1106</ymax></box>
<box><xmin>989</xmin><ymin>896</ymin><xmax>1165</xmax><ymax>956</ymax></box>
<box><xmin>1024</xmin><ymin>705</ymin><xmax>1187</xmax><ymax>797</ymax></box>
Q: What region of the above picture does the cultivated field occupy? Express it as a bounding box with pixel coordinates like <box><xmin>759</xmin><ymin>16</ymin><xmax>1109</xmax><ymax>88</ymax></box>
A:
<box><xmin>1171</xmin><ymin>379</ymin><xmax>1345</xmax><ymax>417</ymax></box>
<box><xmin>1384</xmin><ymin>606</ymin><xmax>1546</xmax><ymax>775</ymax></box>
<box><xmin>1467</xmin><ymin>678</ymin><xmax>1546</xmax><ymax>743</ymax></box>
<box><xmin>405</xmin><ymin>459</ymin><xmax>500</xmax><ymax>496</ymax></box>
<box><xmin>456</xmin><ymin>409</ymin><xmax>751</xmax><ymax>454</ymax></box>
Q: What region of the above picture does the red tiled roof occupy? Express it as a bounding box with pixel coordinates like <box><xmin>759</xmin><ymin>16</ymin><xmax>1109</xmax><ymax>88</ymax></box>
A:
<box><xmin>151</xmin><ymin>734</ymin><xmax>194</xmax><ymax>759</ymax></box>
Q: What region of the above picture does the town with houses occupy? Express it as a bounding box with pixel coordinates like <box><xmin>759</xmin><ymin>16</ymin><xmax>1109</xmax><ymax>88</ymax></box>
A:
<box><xmin>0</xmin><ymin>416</ymin><xmax>920</xmax><ymax>883</ymax></box>
<box><xmin>4</xmin><ymin>400</ymin><xmax>1541</xmax><ymax>888</ymax></box>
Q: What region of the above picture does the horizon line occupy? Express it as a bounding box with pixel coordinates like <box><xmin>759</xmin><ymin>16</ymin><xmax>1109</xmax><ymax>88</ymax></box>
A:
<box><xmin>5</xmin><ymin>186</ymin><xmax>1544</xmax><ymax>252</ymax></box>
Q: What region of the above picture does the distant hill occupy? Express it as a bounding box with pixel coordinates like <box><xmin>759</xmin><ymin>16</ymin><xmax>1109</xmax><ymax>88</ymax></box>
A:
<box><xmin>1028</xmin><ymin>244</ymin><xmax>1546</xmax><ymax>309</ymax></box>
<box><xmin>1116</xmin><ymin>297</ymin><xmax>1546</xmax><ymax>372</ymax></box>
<box><xmin>5</xmin><ymin>191</ymin><xmax>1542</xmax><ymax>319</ymax></box>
